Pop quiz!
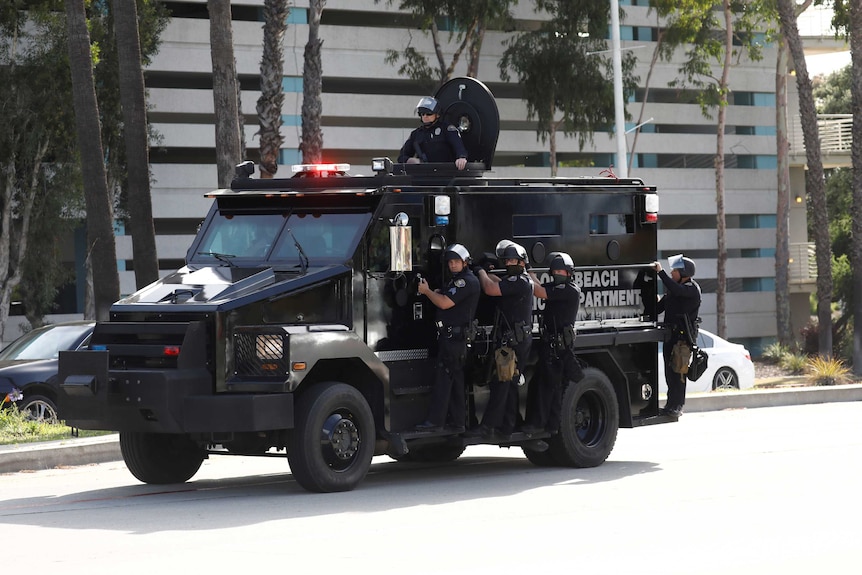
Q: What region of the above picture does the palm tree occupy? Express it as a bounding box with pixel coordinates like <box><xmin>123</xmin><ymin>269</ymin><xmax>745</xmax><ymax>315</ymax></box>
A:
<box><xmin>208</xmin><ymin>0</ymin><xmax>242</xmax><ymax>187</ymax></box>
<box><xmin>113</xmin><ymin>0</ymin><xmax>158</xmax><ymax>288</ymax></box>
<box><xmin>300</xmin><ymin>0</ymin><xmax>324</xmax><ymax>163</ymax></box>
<box><xmin>257</xmin><ymin>0</ymin><xmax>289</xmax><ymax>178</ymax></box>
<box><xmin>776</xmin><ymin>0</ymin><xmax>832</xmax><ymax>356</ymax></box>
<box><xmin>64</xmin><ymin>0</ymin><xmax>120</xmax><ymax>320</ymax></box>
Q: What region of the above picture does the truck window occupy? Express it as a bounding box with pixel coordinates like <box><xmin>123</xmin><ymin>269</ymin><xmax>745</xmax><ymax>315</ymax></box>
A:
<box><xmin>271</xmin><ymin>212</ymin><xmax>371</xmax><ymax>263</ymax></box>
<box><xmin>197</xmin><ymin>213</ymin><xmax>284</xmax><ymax>258</ymax></box>
<box><xmin>513</xmin><ymin>214</ymin><xmax>562</xmax><ymax>238</ymax></box>
<box><xmin>589</xmin><ymin>213</ymin><xmax>635</xmax><ymax>235</ymax></box>
<box><xmin>194</xmin><ymin>211</ymin><xmax>371</xmax><ymax>264</ymax></box>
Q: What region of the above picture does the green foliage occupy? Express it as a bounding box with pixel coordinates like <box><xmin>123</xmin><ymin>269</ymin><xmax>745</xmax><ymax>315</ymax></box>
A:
<box><xmin>813</xmin><ymin>65</ymin><xmax>851</xmax><ymax>114</ymax></box>
<box><xmin>779</xmin><ymin>352</ymin><xmax>809</xmax><ymax>374</ymax></box>
<box><xmin>650</xmin><ymin>0</ymin><xmax>774</xmax><ymax>118</ymax></box>
<box><xmin>0</xmin><ymin>0</ymin><xmax>168</xmax><ymax>324</ymax></box>
<box><xmin>385</xmin><ymin>46</ymin><xmax>438</xmax><ymax>93</ymax></box>
<box><xmin>0</xmin><ymin>403</ymin><xmax>78</xmax><ymax>445</ymax></box>
<box><xmin>823</xmin><ymin>167</ymin><xmax>854</xmax><ymax>311</ymax></box>
<box><xmin>499</xmin><ymin>0</ymin><xmax>638</xmax><ymax>149</ymax></box>
<box><xmin>806</xmin><ymin>355</ymin><xmax>851</xmax><ymax>386</ymax></box>
<box><xmin>762</xmin><ymin>341</ymin><xmax>791</xmax><ymax>364</ymax></box>
<box><xmin>378</xmin><ymin>0</ymin><xmax>515</xmax><ymax>85</ymax></box>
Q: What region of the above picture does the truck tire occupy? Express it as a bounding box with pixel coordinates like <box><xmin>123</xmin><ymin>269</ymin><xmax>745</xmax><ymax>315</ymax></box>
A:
<box><xmin>548</xmin><ymin>367</ymin><xmax>619</xmax><ymax>468</ymax></box>
<box><xmin>120</xmin><ymin>432</ymin><xmax>205</xmax><ymax>484</ymax></box>
<box><xmin>522</xmin><ymin>446</ymin><xmax>558</xmax><ymax>467</ymax></box>
<box><xmin>19</xmin><ymin>394</ymin><xmax>59</xmax><ymax>423</ymax></box>
<box><xmin>287</xmin><ymin>382</ymin><xmax>375</xmax><ymax>492</ymax></box>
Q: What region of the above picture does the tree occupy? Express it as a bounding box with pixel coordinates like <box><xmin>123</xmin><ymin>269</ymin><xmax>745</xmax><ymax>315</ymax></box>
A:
<box><xmin>773</xmin><ymin>0</ymin><xmax>814</xmax><ymax>348</ymax></box>
<box><xmin>381</xmin><ymin>0</ymin><xmax>515</xmax><ymax>89</ymax></box>
<box><xmin>774</xmin><ymin>31</ymin><xmax>793</xmax><ymax>347</ymax></box>
<box><xmin>833</xmin><ymin>0</ymin><xmax>861</xmax><ymax>373</ymax></box>
<box><xmin>813</xmin><ymin>64</ymin><xmax>851</xmax><ymax>113</ymax></box>
<box><xmin>0</xmin><ymin>10</ymin><xmax>71</xmax><ymax>339</ymax></box>
<box><xmin>777</xmin><ymin>0</ymin><xmax>832</xmax><ymax>356</ymax></box>
<box><xmin>256</xmin><ymin>0</ymin><xmax>289</xmax><ymax>178</ymax></box>
<box><xmin>652</xmin><ymin>0</ymin><xmax>770</xmax><ymax>339</ymax></box>
<box><xmin>499</xmin><ymin>0</ymin><xmax>637</xmax><ymax>176</ymax></box>
<box><xmin>208</xmin><ymin>0</ymin><xmax>242</xmax><ymax>187</ymax></box>
<box><xmin>113</xmin><ymin>0</ymin><xmax>158</xmax><ymax>289</ymax></box>
<box><xmin>300</xmin><ymin>0</ymin><xmax>325</xmax><ymax>164</ymax></box>
<box><xmin>65</xmin><ymin>0</ymin><xmax>121</xmax><ymax>321</ymax></box>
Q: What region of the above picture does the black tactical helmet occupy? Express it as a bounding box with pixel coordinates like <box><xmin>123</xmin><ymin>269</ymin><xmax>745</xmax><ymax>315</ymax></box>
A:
<box><xmin>548</xmin><ymin>252</ymin><xmax>575</xmax><ymax>274</ymax></box>
<box><xmin>415</xmin><ymin>96</ymin><xmax>440</xmax><ymax>116</ymax></box>
<box><xmin>444</xmin><ymin>243</ymin><xmax>470</xmax><ymax>262</ymax></box>
<box><xmin>495</xmin><ymin>239</ymin><xmax>527</xmax><ymax>262</ymax></box>
<box><xmin>668</xmin><ymin>254</ymin><xmax>696</xmax><ymax>278</ymax></box>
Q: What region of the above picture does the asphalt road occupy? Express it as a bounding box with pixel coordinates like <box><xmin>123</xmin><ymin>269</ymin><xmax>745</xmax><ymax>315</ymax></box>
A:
<box><xmin>2</xmin><ymin>383</ymin><xmax>861</xmax><ymax>475</ymax></box>
<box><xmin>2</xmin><ymin>402</ymin><xmax>861</xmax><ymax>574</ymax></box>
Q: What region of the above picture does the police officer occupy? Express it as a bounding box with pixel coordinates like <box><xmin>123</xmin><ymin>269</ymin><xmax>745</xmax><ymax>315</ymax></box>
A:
<box><xmin>652</xmin><ymin>254</ymin><xmax>701</xmax><ymax>418</ymax></box>
<box><xmin>397</xmin><ymin>96</ymin><xmax>468</xmax><ymax>170</ymax></box>
<box><xmin>415</xmin><ymin>244</ymin><xmax>480</xmax><ymax>432</ymax></box>
<box><xmin>525</xmin><ymin>252</ymin><xmax>584</xmax><ymax>435</ymax></box>
<box><xmin>469</xmin><ymin>240</ymin><xmax>533</xmax><ymax>438</ymax></box>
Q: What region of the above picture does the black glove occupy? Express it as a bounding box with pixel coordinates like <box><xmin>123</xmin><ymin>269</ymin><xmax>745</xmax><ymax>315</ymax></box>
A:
<box><xmin>471</xmin><ymin>264</ymin><xmax>485</xmax><ymax>275</ymax></box>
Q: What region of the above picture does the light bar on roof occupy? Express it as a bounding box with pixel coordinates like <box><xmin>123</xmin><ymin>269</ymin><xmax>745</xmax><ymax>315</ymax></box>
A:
<box><xmin>291</xmin><ymin>163</ymin><xmax>350</xmax><ymax>173</ymax></box>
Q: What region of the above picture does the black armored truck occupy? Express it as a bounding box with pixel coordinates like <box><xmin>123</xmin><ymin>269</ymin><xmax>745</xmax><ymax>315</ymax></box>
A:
<box><xmin>59</xmin><ymin>78</ymin><xmax>673</xmax><ymax>493</ymax></box>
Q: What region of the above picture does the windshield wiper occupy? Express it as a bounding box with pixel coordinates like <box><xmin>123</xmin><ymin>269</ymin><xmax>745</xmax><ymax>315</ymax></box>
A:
<box><xmin>198</xmin><ymin>251</ymin><xmax>237</xmax><ymax>267</ymax></box>
<box><xmin>285</xmin><ymin>228</ymin><xmax>309</xmax><ymax>274</ymax></box>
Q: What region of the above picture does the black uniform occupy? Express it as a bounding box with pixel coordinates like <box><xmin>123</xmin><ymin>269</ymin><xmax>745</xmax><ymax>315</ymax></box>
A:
<box><xmin>423</xmin><ymin>269</ymin><xmax>480</xmax><ymax>429</ymax></box>
<box><xmin>528</xmin><ymin>278</ymin><xmax>584</xmax><ymax>433</ymax></box>
<box><xmin>397</xmin><ymin>120</ymin><xmax>468</xmax><ymax>164</ymax></box>
<box><xmin>656</xmin><ymin>270</ymin><xmax>702</xmax><ymax>411</ymax></box>
<box><xmin>481</xmin><ymin>272</ymin><xmax>533</xmax><ymax>435</ymax></box>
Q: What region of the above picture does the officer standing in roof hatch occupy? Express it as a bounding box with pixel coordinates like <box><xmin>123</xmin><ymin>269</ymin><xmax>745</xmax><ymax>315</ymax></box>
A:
<box><xmin>652</xmin><ymin>254</ymin><xmax>701</xmax><ymax>418</ymax></box>
<box><xmin>468</xmin><ymin>240</ymin><xmax>533</xmax><ymax>439</ymax></box>
<box><xmin>415</xmin><ymin>244</ymin><xmax>480</xmax><ymax>432</ymax></box>
<box><xmin>398</xmin><ymin>96</ymin><xmax>468</xmax><ymax>170</ymax></box>
<box><xmin>525</xmin><ymin>252</ymin><xmax>584</xmax><ymax>435</ymax></box>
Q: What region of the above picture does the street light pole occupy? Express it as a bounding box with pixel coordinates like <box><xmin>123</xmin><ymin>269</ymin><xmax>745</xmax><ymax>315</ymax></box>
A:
<box><xmin>610</xmin><ymin>0</ymin><xmax>627</xmax><ymax>178</ymax></box>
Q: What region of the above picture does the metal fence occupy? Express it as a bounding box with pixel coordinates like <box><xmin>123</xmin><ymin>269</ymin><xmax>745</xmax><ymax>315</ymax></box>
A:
<box><xmin>789</xmin><ymin>114</ymin><xmax>852</xmax><ymax>155</ymax></box>
<box><xmin>789</xmin><ymin>242</ymin><xmax>817</xmax><ymax>282</ymax></box>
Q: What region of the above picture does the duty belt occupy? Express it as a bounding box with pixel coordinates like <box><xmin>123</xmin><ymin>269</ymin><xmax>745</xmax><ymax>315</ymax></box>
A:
<box><xmin>542</xmin><ymin>324</ymin><xmax>576</xmax><ymax>349</ymax></box>
<box><xmin>436</xmin><ymin>321</ymin><xmax>469</xmax><ymax>339</ymax></box>
<box><xmin>501</xmin><ymin>321</ymin><xmax>531</xmax><ymax>345</ymax></box>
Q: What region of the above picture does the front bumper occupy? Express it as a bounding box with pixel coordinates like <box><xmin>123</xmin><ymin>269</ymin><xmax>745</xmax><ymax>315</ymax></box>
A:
<box><xmin>58</xmin><ymin>350</ymin><xmax>293</xmax><ymax>433</ymax></box>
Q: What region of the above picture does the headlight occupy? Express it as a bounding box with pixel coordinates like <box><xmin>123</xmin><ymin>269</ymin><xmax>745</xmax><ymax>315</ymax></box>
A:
<box><xmin>256</xmin><ymin>334</ymin><xmax>284</xmax><ymax>360</ymax></box>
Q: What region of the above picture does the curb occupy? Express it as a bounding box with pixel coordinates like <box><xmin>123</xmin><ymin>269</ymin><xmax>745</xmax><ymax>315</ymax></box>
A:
<box><xmin>0</xmin><ymin>434</ymin><xmax>120</xmax><ymax>475</ymax></box>
<box><xmin>2</xmin><ymin>384</ymin><xmax>861</xmax><ymax>475</ymax></box>
<box><xmin>684</xmin><ymin>383</ymin><xmax>862</xmax><ymax>413</ymax></box>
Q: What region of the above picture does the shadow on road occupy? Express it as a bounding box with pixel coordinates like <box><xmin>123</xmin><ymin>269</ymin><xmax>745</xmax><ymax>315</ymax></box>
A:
<box><xmin>0</xmin><ymin>452</ymin><xmax>660</xmax><ymax>533</ymax></box>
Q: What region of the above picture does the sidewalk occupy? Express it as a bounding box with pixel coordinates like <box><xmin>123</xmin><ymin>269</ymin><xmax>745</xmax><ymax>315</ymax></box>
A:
<box><xmin>3</xmin><ymin>380</ymin><xmax>862</xmax><ymax>475</ymax></box>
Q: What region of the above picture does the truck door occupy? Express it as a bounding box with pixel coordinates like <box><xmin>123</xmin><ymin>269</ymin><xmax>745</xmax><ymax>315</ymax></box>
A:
<box><xmin>365</xmin><ymin>199</ymin><xmax>438</xmax><ymax>431</ymax></box>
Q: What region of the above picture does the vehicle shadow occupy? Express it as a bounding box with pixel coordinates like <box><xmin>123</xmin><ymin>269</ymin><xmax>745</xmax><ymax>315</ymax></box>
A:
<box><xmin>0</xmin><ymin>453</ymin><xmax>660</xmax><ymax>534</ymax></box>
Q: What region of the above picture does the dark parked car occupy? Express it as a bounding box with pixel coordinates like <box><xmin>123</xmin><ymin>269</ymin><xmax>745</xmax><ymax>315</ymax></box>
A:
<box><xmin>0</xmin><ymin>321</ymin><xmax>95</xmax><ymax>422</ymax></box>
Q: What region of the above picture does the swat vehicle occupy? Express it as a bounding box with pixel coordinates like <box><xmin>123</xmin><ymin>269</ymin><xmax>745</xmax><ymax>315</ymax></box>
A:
<box><xmin>59</xmin><ymin>78</ymin><xmax>671</xmax><ymax>493</ymax></box>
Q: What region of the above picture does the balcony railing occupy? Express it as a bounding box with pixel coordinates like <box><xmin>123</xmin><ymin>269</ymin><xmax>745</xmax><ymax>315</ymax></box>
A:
<box><xmin>789</xmin><ymin>114</ymin><xmax>852</xmax><ymax>155</ymax></box>
<box><xmin>788</xmin><ymin>242</ymin><xmax>817</xmax><ymax>282</ymax></box>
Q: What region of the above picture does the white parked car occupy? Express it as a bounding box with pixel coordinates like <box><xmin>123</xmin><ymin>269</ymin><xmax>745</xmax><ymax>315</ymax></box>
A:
<box><xmin>658</xmin><ymin>329</ymin><xmax>755</xmax><ymax>393</ymax></box>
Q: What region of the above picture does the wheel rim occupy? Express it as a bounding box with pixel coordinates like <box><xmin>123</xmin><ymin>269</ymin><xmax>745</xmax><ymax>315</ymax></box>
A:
<box><xmin>319</xmin><ymin>410</ymin><xmax>362</xmax><ymax>470</ymax></box>
<box><xmin>714</xmin><ymin>368</ymin><xmax>738</xmax><ymax>389</ymax></box>
<box><xmin>23</xmin><ymin>400</ymin><xmax>58</xmax><ymax>423</ymax></box>
<box><xmin>573</xmin><ymin>390</ymin><xmax>607</xmax><ymax>447</ymax></box>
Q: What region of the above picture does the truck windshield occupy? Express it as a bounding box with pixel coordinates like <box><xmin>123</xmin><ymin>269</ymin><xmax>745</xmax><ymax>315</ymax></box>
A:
<box><xmin>194</xmin><ymin>211</ymin><xmax>372</xmax><ymax>266</ymax></box>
